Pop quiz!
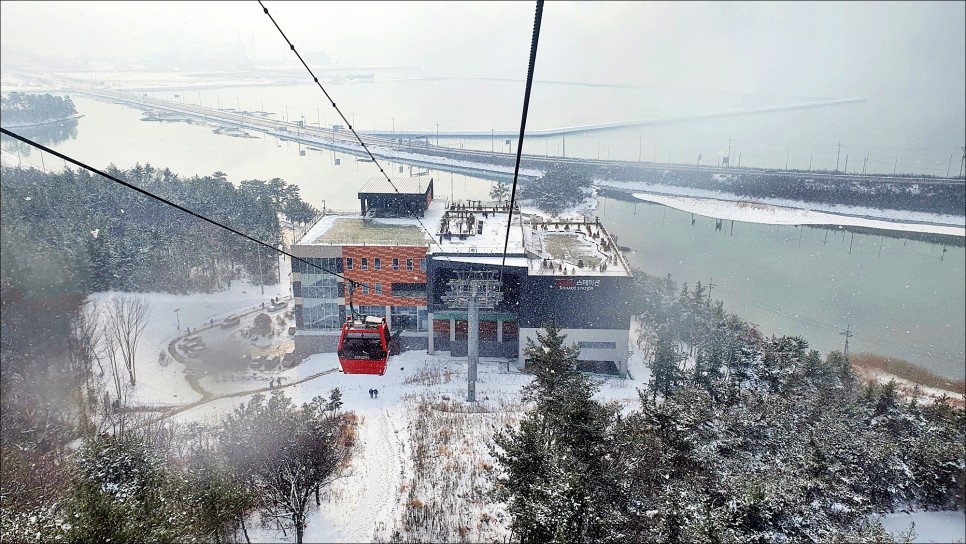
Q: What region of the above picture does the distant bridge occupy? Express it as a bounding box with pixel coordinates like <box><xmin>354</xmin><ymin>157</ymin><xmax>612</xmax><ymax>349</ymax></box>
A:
<box><xmin>64</xmin><ymin>87</ymin><xmax>963</xmax><ymax>186</ymax></box>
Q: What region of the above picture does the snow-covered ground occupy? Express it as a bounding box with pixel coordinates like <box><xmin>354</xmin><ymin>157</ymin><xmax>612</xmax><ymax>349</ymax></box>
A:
<box><xmin>79</xmin><ymin>273</ymin><xmax>964</xmax><ymax>542</ymax></box>
<box><xmin>595</xmin><ymin>180</ymin><xmax>965</xmax><ymax>237</ymax></box>
<box><xmin>81</xmin><ymin>268</ymin><xmax>649</xmax><ymax>541</ymax></box>
<box><xmin>89</xmin><ymin>255</ymin><xmax>291</xmax><ymax>408</ymax></box>
<box><xmin>878</xmin><ymin>511</ymin><xmax>966</xmax><ymax>543</ymax></box>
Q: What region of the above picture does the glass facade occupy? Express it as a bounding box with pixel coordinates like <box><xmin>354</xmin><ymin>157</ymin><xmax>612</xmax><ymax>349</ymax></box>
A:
<box><xmin>391</xmin><ymin>306</ymin><xmax>429</xmax><ymax>331</ymax></box>
<box><xmin>355</xmin><ymin>305</ymin><xmax>386</xmax><ymax>318</ymax></box>
<box><xmin>293</xmin><ymin>257</ymin><xmax>343</xmax><ymax>330</ymax></box>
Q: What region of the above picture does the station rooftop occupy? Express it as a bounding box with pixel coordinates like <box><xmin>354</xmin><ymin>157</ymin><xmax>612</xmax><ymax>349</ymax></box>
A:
<box><xmin>294</xmin><ymin>199</ymin><xmax>631</xmax><ymax>277</ymax></box>
<box><xmin>358</xmin><ymin>176</ymin><xmax>430</xmax><ymax>195</ymax></box>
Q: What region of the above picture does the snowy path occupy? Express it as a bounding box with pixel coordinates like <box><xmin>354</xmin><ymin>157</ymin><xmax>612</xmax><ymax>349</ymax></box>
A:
<box><xmin>314</xmin><ymin>407</ymin><xmax>405</xmax><ymax>542</ymax></box>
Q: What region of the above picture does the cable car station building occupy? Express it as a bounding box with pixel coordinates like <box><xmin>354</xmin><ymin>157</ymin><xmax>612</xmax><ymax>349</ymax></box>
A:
<box><xmin>290</xmin><ymin>178</ymin><xmax>635</xmax><ymax>376</ymax></box>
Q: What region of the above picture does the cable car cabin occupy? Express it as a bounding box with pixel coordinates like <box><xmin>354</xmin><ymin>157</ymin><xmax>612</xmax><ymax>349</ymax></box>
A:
<box><xmin>337</xmin><ymin>315</ymin><xmax>391</xmax><ymax>375</ymax></box>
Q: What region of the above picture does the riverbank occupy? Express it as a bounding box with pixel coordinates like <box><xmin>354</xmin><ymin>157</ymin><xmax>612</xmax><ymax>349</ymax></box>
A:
<box><xmin>598</xmin><ymin>182</ymin><xmax>965</xmax><ymax>237</ymax></box>
<box><xmin>850</xmin><ymin>352</ymin><xmax>966</xmax><ymax>408</ymax></box>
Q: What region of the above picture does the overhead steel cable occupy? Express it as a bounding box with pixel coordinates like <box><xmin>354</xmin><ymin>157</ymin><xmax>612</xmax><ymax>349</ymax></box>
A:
<box><xmin>500</xmin><ymin>0</ymin><xmax>544</xmax><ymax>277</ymax></box>
<box><xmin>0</xmin><ymin>126</ymin><xmax>351</xmax><ymax>284</ymax></box>
<box><xmin>257</xmin><ymin>0</ymin><xmax>448</xmax><ymax>254</ymax></box>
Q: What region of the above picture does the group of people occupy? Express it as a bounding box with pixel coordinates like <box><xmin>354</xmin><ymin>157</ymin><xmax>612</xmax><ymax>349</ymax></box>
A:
<box><xmin>269</xmin><ymin>377</ymin><xmax>286</xmax><ymax>389</ymax></box>
<box><xmin>368</xmin><ymin>388</ymin><xmax>379</xmax><ymax>399</ymax></box>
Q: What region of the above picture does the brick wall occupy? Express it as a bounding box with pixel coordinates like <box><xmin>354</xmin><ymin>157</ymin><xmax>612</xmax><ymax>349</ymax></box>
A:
<box><xmin>342</xmin><ymin>245</ymin><xmax>428</xmax><ymax>306</ymax></box>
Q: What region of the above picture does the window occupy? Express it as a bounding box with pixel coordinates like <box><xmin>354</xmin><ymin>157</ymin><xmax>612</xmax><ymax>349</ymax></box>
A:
<box><xmin>391</xmin><ymin>282</ymin><xmax>427</xmax><ymax>298</ymax></box>
<box><xmin>407</xmin><ymin>258</ymin><xmax>414</xmax><ymax>270</ymax></box>
<box><xmin>374</xmin><ymin>258</ymin><xmax>381</xmax><ymax>270</ymax></box>
<box><xmin>362</xmin><ymin>258</ymin><xmax>368</xmax><ymax>270</ymax></box>
<box><xmin>355</xmin><ymin>305</ymin><xmax>385</xmax><ymax>319</ymax></box>
<box><xmin>392</xmin><ymin>258</ymin><xmax>399</xmax><ymax>270</ymax></box>
<box><xmin>419</xmin><ymin>258</ymin><xmax>426</xmax><ymax>272</ymax></box>
<box><xmin>578</xmin><ymin>341</ymin><xmax>617</xmax><ymax>350</ymax></box>
<box><xmin>362</xmin><ymin>282</ymin><xmax>370</xmax><ymax>295</ymax></box>
<box><xmin>346</xmin><ymin>257</ymin><xmax>353</xmax><ymax>270</ymax></box>
<box><xmin>375</xmin><ymin>282</ymin><xmax>382</xmax><ymax>295</ymax></box>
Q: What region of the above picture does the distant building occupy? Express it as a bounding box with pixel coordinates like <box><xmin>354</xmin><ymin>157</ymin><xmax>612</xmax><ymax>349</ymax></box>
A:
<box><xmin>358</xmin><ymin>176</ymin><xmax>433</xmax><ymax>217</ymax></box>
<box><xmin>290</xmin><ymin>180</ymin><xmax>634</xmax><ymax>376</ymax></box>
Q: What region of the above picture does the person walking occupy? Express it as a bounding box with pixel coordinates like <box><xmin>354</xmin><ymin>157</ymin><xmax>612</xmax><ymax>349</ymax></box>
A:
<box><xmin>374</xmin><ymin>388</ymin><xmax>379</xmax><ymax>399</ymax></box>
<box><xmin>368</xmin><ymin>388</ymin><xmax>374</xmax><ymax>398</ymax></box>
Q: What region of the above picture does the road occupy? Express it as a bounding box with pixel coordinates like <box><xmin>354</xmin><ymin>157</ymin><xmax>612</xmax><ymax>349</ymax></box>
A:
<box><xmin>46</xmin><ymin>85</ymin><xmax>966</xmax><ymax>188</ymax></box>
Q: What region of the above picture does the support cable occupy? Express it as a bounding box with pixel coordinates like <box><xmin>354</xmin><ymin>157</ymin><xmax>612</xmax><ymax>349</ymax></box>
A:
<box><xmin>500</xmin><ymin>0</ymin><xmax>545</xmax><ymax>277</ymax></box>
<box><xmin>257</xmin><ymin>0</ymin><xmax>447</xmax><ymax>253</ymax></box>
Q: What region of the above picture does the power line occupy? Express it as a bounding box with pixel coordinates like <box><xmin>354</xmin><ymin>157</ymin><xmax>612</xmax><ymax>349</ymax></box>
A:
<box><xmin>500</xmin><ymin>0</ymin><xmax>545</xmax><ymax>275</ymax></box>
<box><xmin>0</xmin><ymin>127</ymin><xmax>351</xmax><ymax>284</ymax></box>
<box><xmin>256</xmin><ymin>0</ymin><xmax>446</xmax><ymax>254</ymax></box>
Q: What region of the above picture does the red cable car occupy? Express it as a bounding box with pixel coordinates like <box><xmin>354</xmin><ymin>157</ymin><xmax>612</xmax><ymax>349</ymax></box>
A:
<box><xmin>337</xmin><ymin>314</ymin><xmax>391</xmax><ymax>375</ymax></box>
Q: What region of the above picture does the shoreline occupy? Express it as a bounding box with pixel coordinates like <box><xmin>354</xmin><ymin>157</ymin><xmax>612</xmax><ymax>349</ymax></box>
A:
<box><xmin>0</xmin><ymin>113</ymin><xmax>83</xmax><ymax>129</ymax></box>
<box><xmin>616</xmin><ymin>188</ymin><xmax>964</xmax><ymax>237</ymax></box>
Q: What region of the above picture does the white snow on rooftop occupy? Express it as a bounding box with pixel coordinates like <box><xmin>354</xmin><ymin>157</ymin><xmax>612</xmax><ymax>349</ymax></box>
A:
<box><xmin>358</xmin><ymin>176</ymin><xmax>430</xmax><ymax>195</ymax></box>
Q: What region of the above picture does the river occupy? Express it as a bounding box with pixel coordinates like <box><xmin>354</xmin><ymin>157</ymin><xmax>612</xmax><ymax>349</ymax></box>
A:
<box><xmin>2</xmin><ymin>81</ymin><xmax>964</xmax><ymax>379</ymax></box>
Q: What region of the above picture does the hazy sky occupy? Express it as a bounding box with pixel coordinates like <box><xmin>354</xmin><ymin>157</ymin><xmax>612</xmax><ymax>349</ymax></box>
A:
<box><xmin>1</xmin><ymin>1</ymin><xmax>964</xmax><ymax>102</ymax></box>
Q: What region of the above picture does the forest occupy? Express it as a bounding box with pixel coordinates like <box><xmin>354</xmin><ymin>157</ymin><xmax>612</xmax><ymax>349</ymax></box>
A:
<box><xmin>493</xmin><ymin>272</ymin><xmax>965</xmax><ymax>542</ymax></box>
<box><xmin>1</xmin><ymin>163</ymin><xmax>330</xmax><ymax>542</ymax></box>
<box><xmin>0</xmin><ymin>92</ymin><xmax>78</xmax><ymax>126</ymax></box>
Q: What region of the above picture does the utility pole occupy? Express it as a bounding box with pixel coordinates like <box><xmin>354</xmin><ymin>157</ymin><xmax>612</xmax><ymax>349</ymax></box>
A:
<box><xmin>947</xmin><ymin>152</ymin><xmax>954</xmax><ymax>177</ymax></box>
<box><xmin>960</xmin><ymin>146</ymin><xmax>965</xmax><ymax>178</ymax></box>
<box><xmin>707</xmin><ymin>278</ymin><xmax>716</xmax><ymax>302</ymax></box>
<box><xmin>840</xmin><ymin>324</ymin><xmax>853</xmax><ymax>358</ymax></box>
<box><xmin>893</xmin><ymin>157</ymin><xmax>898</xmax><ymax>175</ymax></box>
<box><xmin>442</xmin><ymin>271</ymin><xmax>503</xmax><ymax>404</ymax></box>
<box><xmin>809</xmin><ymin>154</ymin><xmax>813</xmax><ymax>171</ymax></box>
<box><xmin>785</xmin><ymin>148</ymin><xmax>790</xmax><ymax>170</ymax></box>
<box><xmin>835</xmin><ymin>142</ymin><xmax>842</xmax><ymax>172</ymax></box>
<box><xmin>863</xmin><ymin>152</ymin><xmax>869</xmax><ymax>175</ymax></box>
<box><xmin>844</xmin><ymin>154</ymin><xmax>849</xmax><ymax>174</ymax></box>
<box><xmin>467</xmin><ymin>291</ymin><xmax>478</xmax><ymax>403</ymax></box>
<box><xmin>173</xmin><ymin>308</ymin><xmax>181</xmax><ymax>332</ymax></box>
<box><xmin>727</xmin><ymin>137</ymin><xmax>732</xmax><ymax>167</ymax></box>
<box><xmin>738</xmin><ymin>153</ymin><xmax>742</xmax><ymax>169</ymax></box>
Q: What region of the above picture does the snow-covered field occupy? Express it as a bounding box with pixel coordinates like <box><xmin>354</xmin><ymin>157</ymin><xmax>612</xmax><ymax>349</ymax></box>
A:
<box><xmin>595</xmin><ymin>180</ymin><xmax>965</xmax><ymax>237</ymax></box>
